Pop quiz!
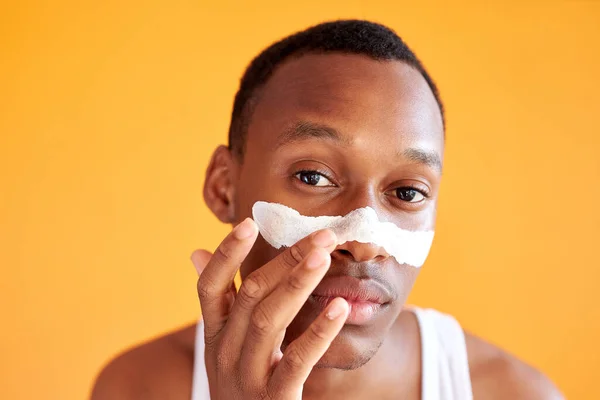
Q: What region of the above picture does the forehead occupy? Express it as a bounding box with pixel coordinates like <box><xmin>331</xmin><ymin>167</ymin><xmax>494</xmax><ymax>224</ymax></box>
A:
<box><xmin>245</xmin><ymin>53</ymin><xmax>444</xmax><ymax>159</ymax></box>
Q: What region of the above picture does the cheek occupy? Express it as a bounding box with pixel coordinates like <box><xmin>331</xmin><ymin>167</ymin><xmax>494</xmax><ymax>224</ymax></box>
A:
<box><xmin>394</xmin><ymin>265</ymin><xmax>420</xmax><ymax>303</ymax></box>
<box><xmin>397</xmin><ymin>202</ymin><xmax>437</xmax><ymax>232</ymax></box>
<box><xmin>234</xmin><ymin>171</ymin><xmax>296</xmax><ymax>223</ymax></box>
<box><xmin>240</xmin><ymin>236</ymin><xmax>282</xmax><ymax>279</ymax></box>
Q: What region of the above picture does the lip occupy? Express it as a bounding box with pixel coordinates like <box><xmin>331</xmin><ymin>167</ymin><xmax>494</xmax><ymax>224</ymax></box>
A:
<box><xmin>309</xmin><ymin>276</ymin><xmax>391</xmax><ymax>325</ymax></box>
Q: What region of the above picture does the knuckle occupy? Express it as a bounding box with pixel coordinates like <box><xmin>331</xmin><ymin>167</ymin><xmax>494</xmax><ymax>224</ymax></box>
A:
<box><xmin>280</xmin><ymin>243</ymin><xmax>305</xmax><ymax>268</ymax></box>
<box><xmin>283</xmin><ymin>345</ymin><xmax>308</xmax><ymax>372</ymax></box>
<box><xmin>308</xmin><ymin>320</ymin><xmax>331</xmax><ymax>341</ymax></box>
<box><xmin>203</xmin><ymin>330</ymin><xmax>219</xmax><ymax>349</ymax></box>
<box><xmin>286</xmin><ymin>272</ymin><xmax>305</xmax><ymax>292</ymax></box>
<box><xmin>215</xmin><ymin>240</ymin><xmax>235</xmax><ymax>261</ymax></box>
<box><xmin>250</xmin><ymin>305</ymin><xmax>274</xmax><ymax>337</ymax></box>
<box><xmin>258</xmin><ymin>390</ymin><xmax>273</xmax><ymax>400</ymax></box>
<box><xmin>236</xmin><ymin>274</ymin><xmax>265</xmax><ymax>309</ymax></box>
<box><xmin>197</xmin><ymin>275</ymin><xmax>217</xmax><ymax>302</ymax></box>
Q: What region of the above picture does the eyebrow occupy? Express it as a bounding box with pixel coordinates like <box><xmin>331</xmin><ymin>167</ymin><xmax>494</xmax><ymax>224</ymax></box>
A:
<box><xmin>402</xmin><ymin>148</ymin><xmax>443</xmax><ymax>172</ymax></box>
<box><xmin>276</xmin><ymin>121</ymin><xmax>442</xmax><ymax>171</ymax></box>
<box><xmin>275</xmin><ymin>121</ymin><xmax>351</xmax><ymax>148</ymax></box>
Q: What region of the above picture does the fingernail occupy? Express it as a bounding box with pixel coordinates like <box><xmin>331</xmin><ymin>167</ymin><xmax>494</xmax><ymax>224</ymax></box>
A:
<box><xmin>192</xmin><ymin>261</ymin><xmax>203</xmax><ymax>276</ymax></box>
<box><xmin>312</xmin><ymin>230</ymin><xmax>336</xmax><ymax>248</ymax></box>
<box><xmin>326</xmin><ymin>298</ymin><xmax>348</xmax><ymax>320</ymax></box>
<box><xmin>190</xmin><ymin>252</ymin><xmax>204</xmax><ymax>276</ymax></box>
<box><xmin>305</xmin><ymin>249</ymin><xmax>329</xmax><ymax>269</ymax></box>
<box><xmin>233</xmin><ymin>218</ymin><xmax>255</xmax><ymax>240</ymax></box>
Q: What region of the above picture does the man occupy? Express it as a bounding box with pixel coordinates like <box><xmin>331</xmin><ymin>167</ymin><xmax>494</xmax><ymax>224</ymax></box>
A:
<box><xmin>91</xmin><ymin>20</ymin><xmax>562</xmax><ymax>399</ymax></box>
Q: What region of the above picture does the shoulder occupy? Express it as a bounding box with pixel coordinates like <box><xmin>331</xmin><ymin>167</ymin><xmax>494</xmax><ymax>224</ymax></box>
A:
<box><xmin>90</xmin><ymin>323</ymin><xmax>197</xmax><ymax>400</ymax></box>
<box><xmin>465</xmin><ymin>332</ymin><xmax>564</xmax><ymax>400</ymax></box>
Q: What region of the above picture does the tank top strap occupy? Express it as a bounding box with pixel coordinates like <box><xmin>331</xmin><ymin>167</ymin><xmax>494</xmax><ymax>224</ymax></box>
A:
<box><xmin>191</xmin><ymin>319</ymin><xmax>210</xmax><ymax>400</ymax></box>
<box><xmin>412</xmin><ymin>307</ymin><xmax>473</xmax><ymax>400</ymax></box>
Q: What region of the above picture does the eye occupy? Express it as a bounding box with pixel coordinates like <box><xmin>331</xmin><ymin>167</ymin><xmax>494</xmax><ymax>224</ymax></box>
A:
<box><xmin>395</xmin><ymin>187</ymin><xmax>426</xmax><ymax>203</ymax></box>
<box><xmin>294</xmin><ymin>170</ymin><xmax>335</xmax><ymax>187</ymax></box>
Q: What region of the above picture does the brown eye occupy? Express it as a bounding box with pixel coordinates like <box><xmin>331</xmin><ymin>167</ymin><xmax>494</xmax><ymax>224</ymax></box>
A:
<box><xmin>396</xmin><ymin>188</ymin><xmax>425</xmax><ymax>203</ymax></box>
<box><xmin>295</xmin><ymin>171</ymin><xmax>334</xmax><ymax>187</ymax></box>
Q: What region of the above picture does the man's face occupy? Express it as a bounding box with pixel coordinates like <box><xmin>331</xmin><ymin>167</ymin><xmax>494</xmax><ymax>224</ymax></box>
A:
<box><xmin>232</xmin><ymin>53</ymin><xmax>444</xmax><ymax>369</ymax></box>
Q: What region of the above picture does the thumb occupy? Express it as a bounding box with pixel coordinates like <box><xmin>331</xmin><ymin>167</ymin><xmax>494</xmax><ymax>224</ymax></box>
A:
<box><xmin>190</xmin><ymin>249</ymin><xmax>213</xmax><ymax>276</ymax></box>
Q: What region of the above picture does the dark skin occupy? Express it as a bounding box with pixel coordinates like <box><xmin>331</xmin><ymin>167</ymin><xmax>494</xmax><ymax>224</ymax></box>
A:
<box><xmin>91</xmin><ymin>53</ymin><xmax>562</xmax><ymax>399</ymax></box>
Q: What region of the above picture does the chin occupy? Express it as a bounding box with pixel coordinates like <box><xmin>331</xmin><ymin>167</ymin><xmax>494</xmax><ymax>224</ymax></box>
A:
<box><xmin>283</xmin><ymin>321</ymin><xmax>385</xmax><ymax>371</ymax></box>
<box><xmin>315</xmin><ymin>326</ymin><xmax>384</xmax><ymax>370</ymax></box>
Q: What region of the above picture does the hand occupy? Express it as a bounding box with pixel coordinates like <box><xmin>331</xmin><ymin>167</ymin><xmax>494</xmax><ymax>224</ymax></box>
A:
<box><xmin>191</xmin><ymin>218</ymin><xmax>350</xmax><ymax>400</ymax></box>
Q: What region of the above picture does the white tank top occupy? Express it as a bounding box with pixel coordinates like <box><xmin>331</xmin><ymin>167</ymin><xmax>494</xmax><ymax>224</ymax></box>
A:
<box><xmin>191</xmin><ymin>307</ymin><xmax>473</xmax><ymax>400</ymax></box>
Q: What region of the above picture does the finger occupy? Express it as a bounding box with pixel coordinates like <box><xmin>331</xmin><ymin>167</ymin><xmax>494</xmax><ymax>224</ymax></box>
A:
<box><xmin>269</xmin><ymin>297</ymin><xmax>349</xmax><ymax>395</ymax></box>
<box><xmin>192</xmin><ymin>249</ymin><xmax>232</xmax><ymax>317</ymax></box>
<box><xmin>191</xmin><ymin>249</ymin><xmax>213</xmax><ymax>276</ymax></box>
<box><xmin>192</xmin><ymin>249</ymin><xmax>239</xmax><ymax>318</ymax></box>
<box><xmin>196</xmin><ymin>218</ymin><xmax>258</xmax><ymax>345</ymax></box>
<box><xmin>221</xmin><ymin>229</ymin><xmax>337</xmax><ymax>357</ymax></box>
<box><xmin>240</xmin><ymin>247</ymin><xmax>332</xmax><ymax>378</ymax></box>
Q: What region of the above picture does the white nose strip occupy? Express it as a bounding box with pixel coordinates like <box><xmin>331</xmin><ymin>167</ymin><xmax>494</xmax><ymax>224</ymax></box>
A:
<box><xmin>251</xmin><ymin>201</ymin><xmax>434</xmax><ymax>268</ymax></box>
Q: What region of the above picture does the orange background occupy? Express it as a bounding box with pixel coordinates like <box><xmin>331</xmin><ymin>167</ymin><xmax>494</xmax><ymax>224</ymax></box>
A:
<box><xmin>1</xmin><ymin>1</ymin><xmax>599</xmax><ymax>399</ymax></box>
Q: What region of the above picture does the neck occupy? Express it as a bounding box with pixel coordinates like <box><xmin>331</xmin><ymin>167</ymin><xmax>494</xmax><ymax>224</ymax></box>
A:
<box><xmin>301</xmin><ymin>309</ymin><xmax>421</xmax><ymax>399</ymax></box>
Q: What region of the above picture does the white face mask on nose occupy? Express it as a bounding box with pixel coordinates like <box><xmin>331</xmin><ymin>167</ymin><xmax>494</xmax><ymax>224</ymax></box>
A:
<box><xmin>251</xmin><ymin>201</ymin><xmax>434</xmax><ymax>268</ymax></box>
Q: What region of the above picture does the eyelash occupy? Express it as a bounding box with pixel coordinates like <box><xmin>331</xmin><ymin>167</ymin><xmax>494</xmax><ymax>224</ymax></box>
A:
<box><xmin>397</xmin><ymin>185</ymin><xmax>431</xmax><ymax>198</ymax></box>
<box><xmin>294</xmin><ymin>169</ymin><xmax>336</xmax><ymax>184</ymax></box>
<box><xmin>293</xmin><ymin>169</ymin><xmax>431</xmax><ymax>198</ymax></box>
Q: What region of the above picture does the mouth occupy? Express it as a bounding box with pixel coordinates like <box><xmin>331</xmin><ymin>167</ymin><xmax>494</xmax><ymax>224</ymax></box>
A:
<box><xmin>308</xmin><ymin>275</ymin><xmax>391</xmax><ymax>325</ymax></box>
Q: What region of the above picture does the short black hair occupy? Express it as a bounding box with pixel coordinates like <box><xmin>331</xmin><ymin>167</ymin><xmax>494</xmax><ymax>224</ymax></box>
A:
<box><xmin>228</xmin><ymin>19</ymin><xmax>444</xmax><ymax>158</ymax></box>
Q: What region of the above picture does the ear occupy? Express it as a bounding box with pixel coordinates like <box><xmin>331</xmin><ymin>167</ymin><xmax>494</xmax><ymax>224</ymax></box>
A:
<box><xmin>203</xmin><ymin>145</ymin><xmax>238</xmax><ymax>223</ymax></box>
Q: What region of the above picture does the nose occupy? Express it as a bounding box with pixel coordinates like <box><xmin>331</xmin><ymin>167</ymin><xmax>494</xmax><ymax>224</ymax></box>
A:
<box><xmin>327</xmin><ymin>189</ymin><xmax>391</xmax><ymax>263</ymax></box>
<box><xmin>332</xmin><ymin>240</ymin><xmax>390</xmax><ymax>263</ymax></box>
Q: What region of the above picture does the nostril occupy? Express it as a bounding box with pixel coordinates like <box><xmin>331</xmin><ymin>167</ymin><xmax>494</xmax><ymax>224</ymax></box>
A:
<box><xmin>337</xmin><ymin>249</ymin><xmax>352</xmax><ymax>257</ymax></box>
